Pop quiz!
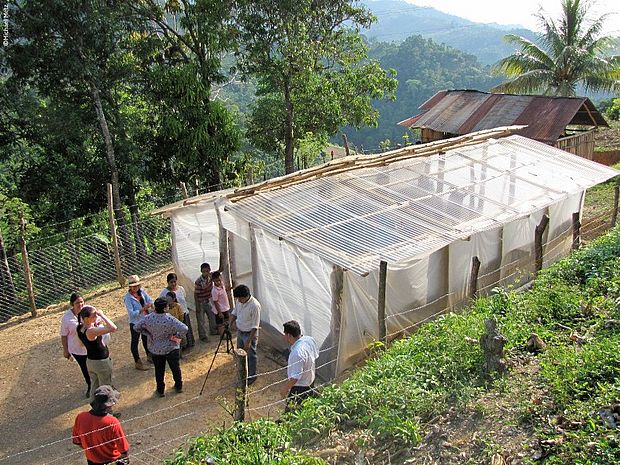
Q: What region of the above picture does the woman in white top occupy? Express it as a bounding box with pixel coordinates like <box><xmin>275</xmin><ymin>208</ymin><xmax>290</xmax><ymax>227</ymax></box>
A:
<box><xmin>59</xmin><ymin>293</ymin><xmax>91</xmax><ymax>397</ymax></box>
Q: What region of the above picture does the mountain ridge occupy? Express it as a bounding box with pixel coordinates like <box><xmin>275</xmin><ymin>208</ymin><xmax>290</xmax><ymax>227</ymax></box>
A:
<box><xmin>360</xmin><ymin>0</ymin><xmax>538</xmax><ymax>65</ymax></box>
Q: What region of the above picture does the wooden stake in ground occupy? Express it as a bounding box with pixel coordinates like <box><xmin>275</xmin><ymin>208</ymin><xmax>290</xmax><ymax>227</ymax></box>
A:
<box><xmin>19</xmin><ymin>214</ymin><xmax>37</xmax><ymax>317</ymax></box>
<box><xmin>235</xmin><ymin>349</ymin><xmax>248</xmax><ymax>421</ymax></box>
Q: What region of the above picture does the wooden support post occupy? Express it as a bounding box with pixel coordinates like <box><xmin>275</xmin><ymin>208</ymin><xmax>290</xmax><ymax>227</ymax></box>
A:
<box><xmin>180</xmin><ymin>182</ymin><xmax>189</xmax><ymax>199</ymax></box>
<box><xmin>330</xmin><ymin>266</ymin><xmax>344</xmax><ymax>377</ymax></box>
<box><xmin>378</xmin><ymin>261</ymin><xmax>388</xmax><ymax>344</ymax></box>
<box><xmin>215</xmin><ymin>205</ymin><xmax>234</xmax><ymax>305</ymax></box>
<box><xmin>19</xmin><ymin>214</ymin><xmax>37</xmax><ymax>317</ymax></box>
<box><xmin>249</xmin><ymin>225</ymin><xmax>259</xmax><ymax>299</ymax></box>
<box><xmin>342</xmin><ymin>133</ymin><xmax>350</xmax><ymax>158</ymax></box>
<box><xmin>234</xmin><ymin>349</ymin><xmax>248</xmax><ymax>421</ymax></box>
<box><xmin>468</xmin><ymin>256</ymin><xmax>481</xmax><ymax>299</ymax></box>
<box><xmin>572</xmin><ymin>212</ymin><xmax>581</xmax><ymax>250</ymax></box>
<box><xmin>107</xmin><ymin>183</ymin><xmax>125</xmax><ymax>287</ymax></box>
<box><xmin>612</xmin><ymin>183</ymin><xmax>619</xmax><ymax>227</ymax></box>
<box><xmin>534</xmin><ymin>214</ymin><xmax>550</xmax><ymax>274</ymax></box>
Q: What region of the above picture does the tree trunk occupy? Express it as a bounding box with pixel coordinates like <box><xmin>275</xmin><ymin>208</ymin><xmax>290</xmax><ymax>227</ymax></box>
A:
<box><xmin>128</xmin><ymin>188</ymin><xmax>147</xmax><ymax>263</ymax></box>
<box><xmin>284</xmin><ymin>83</ymin><xmax>295</xmax><ymax>174</ymax></box>
<box><xmin>90</xmin><ymin>83</ymin><xmax>133</xmax><ymax>267</ymax></box>
<box><xmin>0</xmin><ymin>229</ymin><xmax>17</xmax><ymax>304</ymax></box>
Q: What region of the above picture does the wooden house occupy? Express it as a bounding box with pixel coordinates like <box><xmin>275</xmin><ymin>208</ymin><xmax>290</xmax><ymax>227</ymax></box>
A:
<box><xmin>398</xmin><ymin>90</ymin><xmax>609</xmax><ymax>159</ymax></box>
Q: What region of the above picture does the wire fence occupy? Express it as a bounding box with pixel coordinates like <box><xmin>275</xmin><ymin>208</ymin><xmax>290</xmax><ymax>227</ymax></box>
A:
<box><xmin>0</xmin><ymin>213</ymin><xmax>172</xmax><ymax>323</ymax></box>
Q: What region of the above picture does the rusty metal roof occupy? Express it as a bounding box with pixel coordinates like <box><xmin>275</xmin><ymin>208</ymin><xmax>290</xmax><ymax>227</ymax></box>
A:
<box><xmin>398</xmin><ymin>90</ymin><xmax>608</xmax><ymax>144</ymax></box>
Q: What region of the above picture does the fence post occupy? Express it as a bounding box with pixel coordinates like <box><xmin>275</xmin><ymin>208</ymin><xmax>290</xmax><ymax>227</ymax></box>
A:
<box><xmin>180</xmin><ymin>182</ymin><xmax>189</xmax><ymax>199</ymax></box>
<box><xmin>107</xmin><ymin>183</ymin><xmax>125</xmax><ymax>287</ymax></box>
<box><xmin>342</xmin><ymin>133</ymin><xmax>350</xmax><ymax>158</ymax></box>
<box><xmin>612</xmin><ymin>182</ymin><xmax>619</xmax><ymax>227</ymax></box>
<box><xmin>234</xmin><ymin>349</ymin><xmax>248</xmax><ymax>421</ymax></box>
<box><xmin>0</xmin><ymin>229</ymin><xmax>17</xmax><ymax>303</ymax></box>
<box><xmin>468</xmin><ymin>256</ymin><xmax>481</xmax><ymax>299</ymax></box>
<box><xmin>378</xmin><ymin>260</ymin><xmax>388</xmax><ymax>344</ymax></box>
<box><xmin>535</xmin><ymin>214</ymin><xmax>550</xmax><ymax>274</ymax></box>
<box><xmin>19</xmin><ymin>214</ymin><xmax>37</xmax><ymax>317</ymax></box>
<box><xmin>572</xmin><ymin>212</ymin><xmax>581</xmax><ymax>250</ymax></box>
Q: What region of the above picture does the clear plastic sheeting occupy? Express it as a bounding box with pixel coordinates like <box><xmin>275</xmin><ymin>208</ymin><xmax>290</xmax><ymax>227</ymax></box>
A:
<box><xmin>224</xmin><ymin>136</ymin><xmax>618</xmax><ymax>275</ymax></box>
<box><xmin>162</xmin><ymin>134</ymin><xmax>619</xmax><ymax>378</ymax></box>
<box><xmin>170</xmin><ymin>204</ymin><xmax>220</xmax><ymax>300</ymax></box>
<box><xmin>252</xmin><ymin>229</ymin><xmax>337</xmax><ymax>379</ymax></box>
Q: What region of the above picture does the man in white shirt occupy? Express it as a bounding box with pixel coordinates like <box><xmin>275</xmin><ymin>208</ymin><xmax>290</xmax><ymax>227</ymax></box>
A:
<box><xmin>231</xmin><ymin>285</ymin><xmax>261</xmax><ymax>385</ymax></box>
<box><xmin>280</xmin><ymin>320</ymin><xmax>319</xmax><ymax>411</ymax></box>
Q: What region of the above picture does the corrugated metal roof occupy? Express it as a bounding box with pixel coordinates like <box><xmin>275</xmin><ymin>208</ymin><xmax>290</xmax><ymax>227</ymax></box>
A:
<box><xmin>398</xmin><ymin>90</ymin><xmax>608</xmax><ymax>144</ymax></box>
<box><xmin>223</xmin><ymin>135</ymin><xmax>619</xmax><ymax>275</ymax></box>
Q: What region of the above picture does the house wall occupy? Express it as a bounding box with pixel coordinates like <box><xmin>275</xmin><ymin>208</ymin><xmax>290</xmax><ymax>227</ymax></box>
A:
<box><xmin>420</xmin><ymin>128</ymin><xmax>454</xmax><ymax>143</ymax></box>
<box><xmin>554</xmin><ymin>131</ymin><xmax>595</xmax><ymax>159</ymax></box>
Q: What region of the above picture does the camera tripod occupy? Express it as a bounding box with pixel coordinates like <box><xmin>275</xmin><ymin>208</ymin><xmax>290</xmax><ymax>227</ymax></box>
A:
<box><xmin>199</xmin><ymin>324</ymin><xmax>234</xmax><ymax>396</ymax></box>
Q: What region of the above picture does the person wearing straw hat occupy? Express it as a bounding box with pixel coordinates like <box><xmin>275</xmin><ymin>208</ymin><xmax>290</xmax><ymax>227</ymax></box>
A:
<box><xmin>123</xmin><ymin>274</ymin><xmax>154</xmax><ymax>371</ymax></box>
<box><xmin>72</xmin><ymin>385</ymin><xmax>129</xmax><ymax>465</ymax></box>
<box><xmin>280</xmin><ymin>320</ymin><xmax>319</xmax><ymax>412</ymax></box>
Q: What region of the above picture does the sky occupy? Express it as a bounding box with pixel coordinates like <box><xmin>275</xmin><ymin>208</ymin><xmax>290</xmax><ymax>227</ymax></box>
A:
<box><xmin>403</xmin><ymin>0</ymin><xmax>620</xmax><ymax>35</ymax></box>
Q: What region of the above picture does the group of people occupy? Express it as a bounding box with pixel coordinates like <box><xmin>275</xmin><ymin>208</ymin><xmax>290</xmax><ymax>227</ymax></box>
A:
<box><xmin>62</xmin><ymin>263</ymin><xmax>319</xmax><ymax>464</ymax></box>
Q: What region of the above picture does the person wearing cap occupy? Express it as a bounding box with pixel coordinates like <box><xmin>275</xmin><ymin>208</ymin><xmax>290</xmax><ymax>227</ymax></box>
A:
<box><xmin>160</xmin><ymin>272</ymin><xmax>195</xmax><ymax>348</ymax></box>
<box><xmin>72</xmin><ymin>385</ymin><xmax>130</xmax><ymax>465</ymax></box>
<box><xmin>60</xmin><ymin>292</ymin><xmax>91</xmax><ymax>397</ymax></box>
<box><xmin>134</xmin><ymin>297</ymin><xmax>188</xmax><ymax>397</ymax></box>
<box><xmin>76</xmin><ymin>305</ymin><xmax>117</xmax><ymax>401</ymax></box>
<box><xmin>280</xmin><ymin>320</ymin><xmax>319</xmax><ymax>412</ymax></box>
<box><xmin>231</xmin><ymin>285</ymin><xmax>261</xmax><ymax>385</ymax></box>
<box><xmin>123</xmin><ymin>274</ymin><xmax>154</xmax><ymax>371</ymax></box>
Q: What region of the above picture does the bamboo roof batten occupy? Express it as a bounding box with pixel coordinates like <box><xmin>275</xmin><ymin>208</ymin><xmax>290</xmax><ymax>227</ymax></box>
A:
<box><xmin>225</xmin><ymin>126</ymin><xmax>523</xmax><ymax>204</ymax></box>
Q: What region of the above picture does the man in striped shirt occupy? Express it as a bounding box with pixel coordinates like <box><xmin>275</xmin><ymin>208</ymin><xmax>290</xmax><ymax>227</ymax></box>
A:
<box><xmin>194</xmin><ymin>263</ymin><xmax>218</xmax><ymax>342</ymax></box>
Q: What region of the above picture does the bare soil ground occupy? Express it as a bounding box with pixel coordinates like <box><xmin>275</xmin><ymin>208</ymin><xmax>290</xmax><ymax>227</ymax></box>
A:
<box><xmin>0</xmin><ymin>270</ymin><xmax>286</xmax><ymax>465</ymax></box>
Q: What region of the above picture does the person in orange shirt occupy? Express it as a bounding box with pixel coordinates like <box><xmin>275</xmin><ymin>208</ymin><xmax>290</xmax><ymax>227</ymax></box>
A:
<box><xmin>72</xmin><ymin>385</ymin><xmax>129</xmax><ymax>465</ymax></box>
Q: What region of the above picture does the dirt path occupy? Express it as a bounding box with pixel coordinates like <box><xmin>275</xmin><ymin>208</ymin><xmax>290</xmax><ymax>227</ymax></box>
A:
<box><xmin>0</xmin><ymin>271</ymin><xmax>286</xmax><ymax>465</ymax></box>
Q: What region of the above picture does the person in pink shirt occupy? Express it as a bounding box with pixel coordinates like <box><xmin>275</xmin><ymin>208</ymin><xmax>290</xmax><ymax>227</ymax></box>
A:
<box><xmin>210</xmin><ymin>271</ymin><xmax>230</xmax><ymax>336</ymax></box>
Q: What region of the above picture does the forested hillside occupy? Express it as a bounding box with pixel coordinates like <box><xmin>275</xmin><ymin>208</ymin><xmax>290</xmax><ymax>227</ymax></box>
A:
<box><xmin>361</xmin><ymin>0</ymin><xmax>538</xmax><ymax>65</ymax></box>
<box><xmin>342</xmin><ymin>36</ymin><xmax>502</xmax><ymax>151</ymax></box>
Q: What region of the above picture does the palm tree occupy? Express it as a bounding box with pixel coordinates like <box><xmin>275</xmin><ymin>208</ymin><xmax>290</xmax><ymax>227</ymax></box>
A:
<box><xmin>492</xmin><ymin>0</ymin><xmax>620</xmax><ymax>96</ymax></box>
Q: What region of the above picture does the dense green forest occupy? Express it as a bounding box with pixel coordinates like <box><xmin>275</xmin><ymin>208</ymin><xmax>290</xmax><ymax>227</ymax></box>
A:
<box><xmin>342</xmin><ymin>36</ymin><xmax>501</xmax><ymax>151</ymax></box>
